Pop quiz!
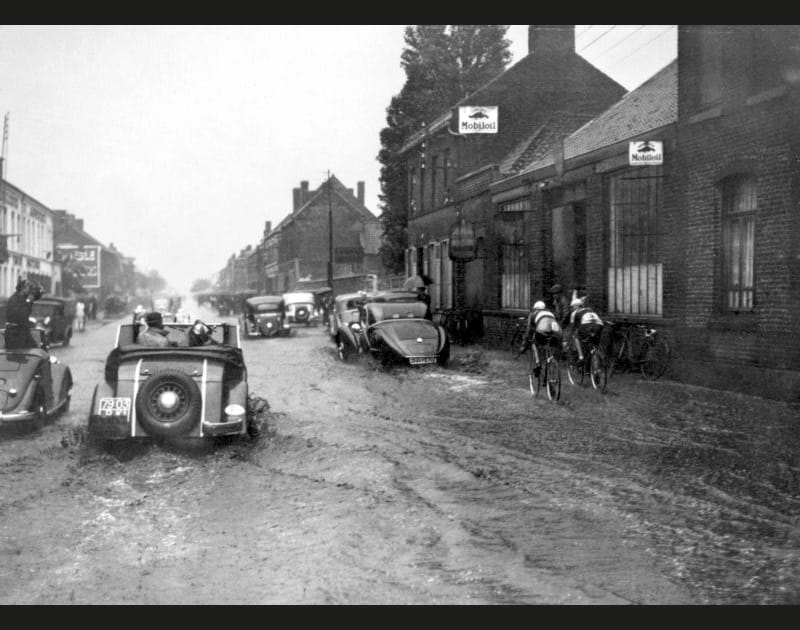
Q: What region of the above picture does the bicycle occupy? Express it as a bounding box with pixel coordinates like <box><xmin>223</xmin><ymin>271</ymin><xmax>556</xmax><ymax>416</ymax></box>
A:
<box><xmin>528</xmin><ymin>337</ymin><xmax>561</xmax><ymax>401</ymax></box>
<box><xmin>606</xmin><ymin>319</ymin><xmax>671</xmax><ymax>380</ymax></box>
<box><xmin>439</xmin><ymin>307</ymin><xmax>482</xmax><ymax>346</ymax></box>
<box><xmin>565</xmin><ymin>331</ymin><xmax>608</xmax><ymax>392</ymax></box>
<box><xmin>507</xmin><ymin>315</ymin><xmax>529</xmax><ymax>356</ymax></box>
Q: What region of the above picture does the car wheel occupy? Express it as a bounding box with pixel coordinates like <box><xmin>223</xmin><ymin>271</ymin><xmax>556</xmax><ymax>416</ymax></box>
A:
<box><xmin>135</xmin><ymin>368</ymin><xmax>201</xmax><ymax>438</ymax></box>
<box><xmin>337</xmin><ymin>335</ymin><xmax>350</xmax><ymax>362</ymax></box>
<box><xmin>59</xmin><ymin>379</ymin><xmax>71</xmax><ymax>414</ymax></box>
<box><xmin>63</xmin><ymin>329</ymin><xmax>72</xmax><ymax>346</ymax></box>
<box><xmin>32</xmin><ymin>387</ymin><xmax>47</xmax><ymax>431</ymax></box>
<box><xmin>437</xmin><ymin>341</ymin><xmax>450</xmax><ymax>366</ymax></box>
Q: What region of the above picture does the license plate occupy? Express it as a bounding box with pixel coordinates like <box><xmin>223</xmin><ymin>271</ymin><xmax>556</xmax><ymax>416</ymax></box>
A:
<box><xmin>409</xmin><ymin>356</ymin><xmax>436</xmax><ymax>365</ymax></box>
<box><xmin>99</xmin><ymin>397</ymin><xmax>131</xmax><ymax>418</ymax></box>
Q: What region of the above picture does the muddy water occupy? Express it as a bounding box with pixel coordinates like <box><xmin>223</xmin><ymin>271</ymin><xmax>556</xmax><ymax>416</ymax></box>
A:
<box><xmin>1</xmin><ymin>308</ymin><xmax>798</xmax><ymax>604</ymax></box>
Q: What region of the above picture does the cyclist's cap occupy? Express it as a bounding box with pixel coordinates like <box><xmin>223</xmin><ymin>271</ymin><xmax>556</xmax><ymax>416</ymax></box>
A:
<box><xmin>533</xmin><ymin>300</ymin><xmax>546</xmax><ymax>310</ymax></box>
<box><xmin>570</xmin><ymin>297</ymin><xmax>585</xmax><ymax>309</ymax></box>
<box><xmin>548</xmin><ymin>284</ymin><xmax>562</xmax><ymax>294</ymax></box>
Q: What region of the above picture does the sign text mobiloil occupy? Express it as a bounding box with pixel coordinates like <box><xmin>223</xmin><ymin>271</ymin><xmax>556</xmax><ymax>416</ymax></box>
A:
<box><xmin>459</xmin><ymin>106</ymin><xmax>498</xmax><ymax>134</ymax></box>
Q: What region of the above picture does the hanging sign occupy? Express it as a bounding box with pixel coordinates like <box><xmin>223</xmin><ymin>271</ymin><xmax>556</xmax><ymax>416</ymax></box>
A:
<box><xmin>458</xmin><ymin>106</ymin><xmax>498</xmax><ymax>134</ymax></box>
<box><xmin>629</xmin><ymin>140</ymin><xmax>663</xmax><ymax>165</ymax></box>
<box><xmin>449</xmin><ymin>218</ymin><xmax>476</xmax><ymax>261</ymax></box>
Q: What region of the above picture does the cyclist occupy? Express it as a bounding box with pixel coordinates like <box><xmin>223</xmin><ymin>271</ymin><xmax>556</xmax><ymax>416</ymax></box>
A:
<box><xmin>519</xmin><ymin>300</ymin><xmax>563</xmax><ymax>375</ymax></box>
<box><xmin>569</xmin><ymin>297</ymin><xmax>604</xmax><ymax>362</ymax></box>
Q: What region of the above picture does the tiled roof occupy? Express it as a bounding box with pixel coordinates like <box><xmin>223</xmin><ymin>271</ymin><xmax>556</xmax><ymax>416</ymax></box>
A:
<box><xmin>497</xmin><ymin>113</ymin><xmax>596</xmax><ymax>176</ymax></box>
<box><xmin>520</xmin><ymin>59</ymin><xmax>677</xmax><ymax>175</ymax></box>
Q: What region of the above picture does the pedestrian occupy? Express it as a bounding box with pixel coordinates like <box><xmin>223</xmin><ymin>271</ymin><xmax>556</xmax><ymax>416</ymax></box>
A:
<box><xmin>416</xmin><ymin>285</ymin><xmax>432</xmax><ymax>320</ymax></box>
<box><xmin>5</xmin><ymin>278</ymin><xmax>42</xmax><ymax>350</ymax></box>
<box><xmin>75</xmin><ymin>299</ymin><xmax>86</xmax><ymax>332</ymax></box>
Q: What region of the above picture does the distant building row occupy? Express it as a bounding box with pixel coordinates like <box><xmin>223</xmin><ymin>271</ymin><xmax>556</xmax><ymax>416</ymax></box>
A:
<box><xmin>0</xmin><ymin>177</ymin><xmax>136</xmax><ymax>301</ymax></box>
<box><xmin>216</xmin><ymin>175</ymin><xmax>385</xmax><ymax>295</ymax></box>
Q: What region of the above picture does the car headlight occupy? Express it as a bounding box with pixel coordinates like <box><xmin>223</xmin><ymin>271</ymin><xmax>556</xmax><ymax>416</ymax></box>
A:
<box><xmin>350</xmin><ymin>323</ymin><xmax>361</xmax><ymax>331</ymax></box>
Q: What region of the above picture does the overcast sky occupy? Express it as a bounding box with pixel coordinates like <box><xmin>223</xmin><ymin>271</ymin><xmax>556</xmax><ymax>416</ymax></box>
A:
<box><xmin>0</xmin><ymin>25</ymin><xmax>677</xmax><ymax>294</ymax></box>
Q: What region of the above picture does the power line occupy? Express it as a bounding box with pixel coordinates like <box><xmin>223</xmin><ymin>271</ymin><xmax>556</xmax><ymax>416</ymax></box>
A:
<box><xmin>610</xmin><ymin>26</ymin><xmax>675</xmax><ymax>65</ymax></box>
<box><xmin>590</xmin><ymin>25</ymin><xmax>645</xmax><ymax>61</ymax></box>
<box><xmin>576</xmin><ymin>26</ymin><xmax>617</xmax><ymax>54</ymax></box>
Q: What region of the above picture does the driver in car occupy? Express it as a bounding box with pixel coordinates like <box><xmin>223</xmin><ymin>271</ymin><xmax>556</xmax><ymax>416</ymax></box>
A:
<box><xmin>187</xmin><ymin>320</ymin><xmax>217</xmax><ymax>347</ymax></box>
<box><xmin>5</xmin><ymin>278</ymin><xmax>44</xmax><ymax>350</ymax></box>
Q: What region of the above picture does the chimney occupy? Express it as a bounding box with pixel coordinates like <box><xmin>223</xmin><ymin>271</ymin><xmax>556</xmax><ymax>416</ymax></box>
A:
<box><xmin>528</xmin><ymin>25</ymin><xmax>574</xmax><ymax>55</ymax></box>
<box><xmin>300</xmin><ymin>180</ymin><xmax>309</xmax><ymax>205</ymax></box>
<box><xmin>347</xmin><ymin>188</ymin><xmax>354</xmax><ymax>198</ymax></box>
<box><xmin>293</xmin><ymin>187</ymin><xmax>301</xmax><ymax>210</ymax></box>
<box><xmin>357</xmin><ymin>181</ymin><xmax>365</xmax><ymax>205</ymax></box>
<box><xmin>77</xmin><ymin>219</ymin><xmax>84</xmax><ymax>231</ymax></box>
<box><xmin>264</xmin><ymin>220</ymin><xmax>271</xmax><ymax>236</ymax></box>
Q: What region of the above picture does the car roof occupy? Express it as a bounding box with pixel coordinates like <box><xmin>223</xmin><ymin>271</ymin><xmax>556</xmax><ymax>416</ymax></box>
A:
<box><xmin>282</xmin><ymin>292</ymin><xmax>314</xmax><ymax>301</ymax></box>
<box><xmin>246</xmin><ymin>295</ymin><xmax>283</xmax><ymax>305</ymax></box>
<box><xmin>334</xmin><ymin>292</ymin><xmax>364</xmax><ymax>305</ymax></box>
<box><xmin>365</xmin><ymin>290</ymin><xmax>419</xmax><ymax>303</ymax></box>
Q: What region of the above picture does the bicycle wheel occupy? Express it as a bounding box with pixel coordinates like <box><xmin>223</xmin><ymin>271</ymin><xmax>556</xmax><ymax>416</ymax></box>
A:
<box><xmin>640</xmin><ymin>336</ymin><xmax>670</xmax><ymax>380</ymax></box>
<box><xmin>529</xmin><ymin>350</ymin><xmax>540</xmax><ymax>396</ymax></box>
<box><xmin>546</xmin><ymin>354</ymin><xmax>561</xmax><ymax>401</ymax></box>
<box><xmin>590</xmin><ymin>349</ymin><xmax>608</xmax><ymax>392</ymax></box>
<box><xmin>565</xmin><ymin>345</ymin><xmax>583</xmax><ymax>386</ymax></box>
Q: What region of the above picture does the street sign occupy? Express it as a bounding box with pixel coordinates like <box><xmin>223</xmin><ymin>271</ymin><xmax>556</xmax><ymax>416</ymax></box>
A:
<box><xmin>458</xmin><ymin>106</ymin><xmax>498</xmax><ymax>134</ymax></box>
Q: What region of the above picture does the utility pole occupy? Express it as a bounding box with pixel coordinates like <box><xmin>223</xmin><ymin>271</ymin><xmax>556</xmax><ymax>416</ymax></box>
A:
<box><xmin>327</xmin><ymin>170</ymin><xmax>334</xmax><ymax>293</ymax></box>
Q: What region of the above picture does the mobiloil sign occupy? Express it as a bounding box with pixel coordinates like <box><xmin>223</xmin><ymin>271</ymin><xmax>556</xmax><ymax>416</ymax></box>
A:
<box><xmin>629</xmin><ymin>140</ymin><xmax>663</xmax><ymax>165</ymax></box>
<box><xmin>459</xmin><ymin>106</ymin><xmax>498</xmax><ymax>134</ymax></box>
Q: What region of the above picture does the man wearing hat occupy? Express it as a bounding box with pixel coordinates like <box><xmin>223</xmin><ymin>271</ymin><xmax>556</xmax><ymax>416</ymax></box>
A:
<box><xmin>6</xmin><ymin>278</ymin><xmax>44</xmax><ymax>350</ymax></box>
<box><xmin>137</xmin><ymin>311</ymin><xmax>176</xmax><ymax>347</ymax></box>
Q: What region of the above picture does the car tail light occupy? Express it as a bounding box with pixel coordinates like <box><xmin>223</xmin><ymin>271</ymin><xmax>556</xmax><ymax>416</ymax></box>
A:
<box><xmin>224</xmin><ymin>404</ymin><xmax>245</xmax><ymax>423</ymax></box>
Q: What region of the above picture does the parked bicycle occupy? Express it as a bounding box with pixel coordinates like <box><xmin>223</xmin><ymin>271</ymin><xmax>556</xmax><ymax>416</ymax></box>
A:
<box><xmin>565</xmin><ymin>332</ymin><xmax>608</xmax><ymax>392</ymax></box>
<box><xmin>507</xmin><ymin>315</ymin><xmax>529</xmax><ymax>356</ymax></box>
<box><xmin>438</xmin><ymin>307</ymin><xmax>483</xmax><ymax>346</ymax></box>
<box><xmin>606</xmin><ymin>319</ymin><xmax>671</xmax><ymax>380</ymax></box>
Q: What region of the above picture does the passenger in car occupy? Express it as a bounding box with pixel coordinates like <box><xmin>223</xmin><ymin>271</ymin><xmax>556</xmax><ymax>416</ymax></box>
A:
<box><xmin>138</xmin><ymin>312</ymin><xmax>177</xmax><ymax>347</ymax></box>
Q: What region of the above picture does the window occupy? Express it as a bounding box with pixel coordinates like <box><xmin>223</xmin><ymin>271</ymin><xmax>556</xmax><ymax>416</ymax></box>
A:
<box><xmin>443</xmin><ymin>148</ymin><xmax>451</xmax><ymax>194</ymax></box>
<box><xmin>722</xmin><ymin>176</ymin><xmax>756</xmax><ymax>312</ymax></box>
<box><xmin>608</xmin><ymin>167</ymin><xmax>663</xmax><ymax>315</ymax></box>
<box><xmin>431</xmin><ymin>155</ymin><xmax>439</xmax><ymax>209</ymax></box>
<box><xmin>497</xmin><ymin>209</ymin><xmax>529</xmax><ymax>309</ymax></box>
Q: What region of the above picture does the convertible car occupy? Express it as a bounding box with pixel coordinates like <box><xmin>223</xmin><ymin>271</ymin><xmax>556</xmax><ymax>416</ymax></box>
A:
<box><xmin>341</xmin><ymin>291</ymin><xmax>449</xmax><ymax>367</ymax></box>
<box><xmin>87</xmin><ymin>319</ymin><xmax>253</xmax><ymax>441</ymax></box>
<box><xmin>0</xmin><ymin>327</ymin><xmax>73</xmax><ymax>433</ymax></box>
<box><xmin>240</xmin><ymin>295</ymin><xmax>292</xmax><ymax>338</ymax></box>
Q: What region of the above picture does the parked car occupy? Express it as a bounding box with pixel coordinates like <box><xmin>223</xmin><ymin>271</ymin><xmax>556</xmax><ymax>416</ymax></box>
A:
<box><xmin>329</xmin><ymin>292</ymin><xmax>367</xmax><ymax>361</ymax></box>
<box><xmin>150</xmin><ymin>294</ymin><xmax>181</xmax><ymax>324</ymax></box>
<box><xmin>87</xmin><ymin>320</ymin><xmax>253</xmax><ymax>441</ymax></box>
<box><xmin>30</xmin><ymin>296</ymin><xmax>76</xmax><ymax>347</ymax></box>
<box><xmin>282</xmin><ymin>291</ymin><xmax>317</xmax><ymax>326</ymax></box>
<box><xmin>352</xmin><ymin>291</ymin><xmax>450</xmax><ymax>367</ymax></box>
<box><xmin>239</xmin><ymin>295</ymin><xmax>291</xmax><ymax>338</ymax></box>
<box><xmin>0</xmin><ymin>326</ymin><xmax>73</xmax><ymax>434</ymax></box>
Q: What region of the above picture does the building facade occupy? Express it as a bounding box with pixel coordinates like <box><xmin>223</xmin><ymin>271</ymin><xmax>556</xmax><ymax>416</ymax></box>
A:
<box><xmin>0</xmin><ymin>180</ymin><xmax>60</xmax><ymax>296</ymax></box>
<box><xmin>401</xmin><ymin>25</ymin><xmax>626</xmax><ymax>315</ymax></box>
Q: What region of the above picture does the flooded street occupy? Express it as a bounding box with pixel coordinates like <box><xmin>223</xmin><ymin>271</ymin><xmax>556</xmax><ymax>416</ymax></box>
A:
<box><xmin>0</xmin><ymin>301</ymin><xmax>798</xmax><ymax>604</ymax></box>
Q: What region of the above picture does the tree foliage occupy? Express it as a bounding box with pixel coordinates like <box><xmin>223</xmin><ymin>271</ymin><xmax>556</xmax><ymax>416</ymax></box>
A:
<box><xmin>190</xmin><ymin>277</ymin><xmax>212</xmax><ymax>293</ymax></box>
<box><xmin>378</xmin><ymin>26</ymin><xmax>511</xmax><ymax>273</ymax></box>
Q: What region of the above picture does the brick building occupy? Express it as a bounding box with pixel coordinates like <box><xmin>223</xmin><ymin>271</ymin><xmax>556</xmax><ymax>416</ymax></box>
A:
<box><xmin>262</xmin><ymin>176</ymin><xmax>383</xmax><ymax>294</ymax></box>
<box><xmin>487</xmin><ymin>60</ymin><xmax>677</xmax><ymax>344</ymax></box>
<box><xmin>664</xmin><ymin>25</ymin><xmax>800</xmax><ymax>400</ymax></box>
<box><xmin>52</xmin><ymin>210</ymin><xmax>134</xmax><ymax>302</ymax></box>
<box><xmin>400</xmin><ymin>25</ymin><xmax>626</xmax><ymax>314</ymax></box>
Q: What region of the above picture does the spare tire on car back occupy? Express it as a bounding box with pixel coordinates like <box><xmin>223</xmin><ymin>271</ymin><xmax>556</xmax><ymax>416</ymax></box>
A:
<box><xmin>135</xmin><ymin>368</ymin><xmax>202</xmax><ymax>437</ymax></box>
<box><xmin>295</xmin><ymin>306</ymin><xmax>309</xmax><ymax>322</ymax></box>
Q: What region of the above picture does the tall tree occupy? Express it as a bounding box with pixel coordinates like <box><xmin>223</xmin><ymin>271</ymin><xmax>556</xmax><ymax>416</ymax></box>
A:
<box><xmin>378</xmin><ymin>26</ymin><xmax>511</xmax><ymax>273</ymax></box>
